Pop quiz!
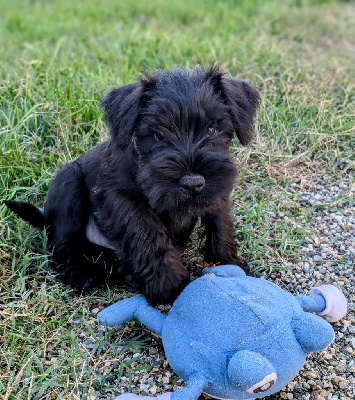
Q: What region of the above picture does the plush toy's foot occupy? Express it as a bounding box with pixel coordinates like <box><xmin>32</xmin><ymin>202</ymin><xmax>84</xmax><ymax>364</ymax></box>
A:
<box><xmin>311</xmin><ymin>285</ymin><xmax>347</xmax><ymax>322</ymax></box>
<box><xmin>114</xmin><ymin>393</ymin><xmax>172</xmax><ymax>400</ymax></box>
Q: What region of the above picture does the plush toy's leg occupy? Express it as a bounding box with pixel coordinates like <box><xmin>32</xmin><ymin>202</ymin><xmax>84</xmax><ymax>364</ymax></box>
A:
<box><xmin>296</xmin><ymin>292</ymin><xmax>326</xmax><ymax>314</ymax></box>
<box><xmin>171</xmin><ymin>375</ymin><xmax>207</xmax><ymax>400</ymax></box>
<box><xmin>296</xmin><ymin>284</ymin><xmax>347</xmax><ymax>322</ymax></box>
<box><xmin>98</xmin><ymin>296</ymin><xmax>166</xmax><ymax>335</ymax></box>
<box><xmin>114</xmin><ymin>393</ymin><xmax>172</xmax><ymax>400</ymax></box>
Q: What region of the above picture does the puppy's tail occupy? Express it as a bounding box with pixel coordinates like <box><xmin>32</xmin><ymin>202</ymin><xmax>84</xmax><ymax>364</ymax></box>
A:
<box><xmin>4</xmin><ymin>200</ymin><xmax>46</xmax><ymax>229</ymax></box>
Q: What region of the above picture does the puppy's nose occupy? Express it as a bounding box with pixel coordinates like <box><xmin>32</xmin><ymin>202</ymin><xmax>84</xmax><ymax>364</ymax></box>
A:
<box><xmin>179</xmin><ymin>174</ymin><xmax>205</xmax><ymax>192</ymax></box>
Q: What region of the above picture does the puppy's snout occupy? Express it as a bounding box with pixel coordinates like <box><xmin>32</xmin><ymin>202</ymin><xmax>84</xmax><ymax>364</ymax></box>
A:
<box><xmin>179</xmin><ymin>174</ymin><xmax>205</xmax><ymax>193</ymax></box>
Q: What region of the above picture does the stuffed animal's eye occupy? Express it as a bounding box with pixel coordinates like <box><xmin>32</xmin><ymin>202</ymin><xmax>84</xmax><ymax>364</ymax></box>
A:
<box><xmin>154</xmin><ymin>132</ymin><xmax>165</xmax><ymax>141</ymax></box>
<box><xmin>246</xmin><ymin>372</ymin><xmax>277</xmax><ymax>394</ymax></box>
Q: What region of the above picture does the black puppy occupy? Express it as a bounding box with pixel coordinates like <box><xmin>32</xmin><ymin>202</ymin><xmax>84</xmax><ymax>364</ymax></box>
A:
<box><xmin>6</xmin><ymin>65</ymin><xmax>260</xmax><ymax>304</ymax></box>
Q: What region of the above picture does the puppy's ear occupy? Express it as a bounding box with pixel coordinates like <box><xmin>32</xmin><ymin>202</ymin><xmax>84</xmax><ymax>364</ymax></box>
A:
<box><xmin>100</xmin><ymin>82</ymin><xmax>143</xmax><ymax>147</ymax></box>
<box><xmin>220</xmin><ymin>77</ymin><xmax>261</xmax><ymax>146</ymax></box>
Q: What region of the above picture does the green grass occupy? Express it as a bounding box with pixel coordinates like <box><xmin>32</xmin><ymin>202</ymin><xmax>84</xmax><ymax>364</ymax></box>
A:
<box><xmin>0</xmin><ymin>0</ymin><xmax>354</xmax><ymax>398</ymax></box>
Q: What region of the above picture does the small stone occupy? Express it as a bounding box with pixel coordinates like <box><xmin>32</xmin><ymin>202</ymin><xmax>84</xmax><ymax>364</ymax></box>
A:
<box><xmin>84</xmin><ymin>340</ymin><xmax>95</xmax><ymax>350</ymax></box>
<box><xmin>338</xmin><ymin>379</ymin><xmax>348</xmax><ymax>389</ymax></box>
<box><xmin>307</xmin><ymin>370</ymin><xmax>317</xmax><ymax>379</ymax></box>
<box><xmin>334</xmin><ymin>362</ymin><xmax>347</xmax><ymax>373</ymax></box>
<box><xmin>313</xmin><ymin>236</ymin><xmax>320</xmax><ymax>246</ymax></box>
<box><xmin>149</xmin><ymin>385</ymin><xmax>158</xmax><ymax>395</ymax></box>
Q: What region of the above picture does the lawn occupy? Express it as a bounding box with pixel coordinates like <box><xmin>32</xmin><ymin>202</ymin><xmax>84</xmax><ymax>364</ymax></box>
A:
<box><xmin>0</xmin><ymin>0</ymin><xmax>354</xmax><ymax>399</ymax></box>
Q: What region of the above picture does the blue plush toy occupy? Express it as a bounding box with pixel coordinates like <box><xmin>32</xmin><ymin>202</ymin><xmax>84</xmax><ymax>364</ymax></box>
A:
<box><xmin>99</xmin><ymin>265</ymin><xmax>347</xmax><ymax>400</ymax></box>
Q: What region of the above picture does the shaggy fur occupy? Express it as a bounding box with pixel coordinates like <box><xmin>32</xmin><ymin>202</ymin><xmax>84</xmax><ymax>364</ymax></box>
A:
<box><xmin>5</xmin><ymin>65</ymin><xmax>260</xmax><ymax>304</ymax></box>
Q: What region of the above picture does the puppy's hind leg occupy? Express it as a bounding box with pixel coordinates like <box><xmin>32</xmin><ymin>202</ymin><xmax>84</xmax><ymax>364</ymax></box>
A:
<box><xmin>45</xmin><ymin>162</ymin><xmax>115</xmax><ymax>291</ymax></box>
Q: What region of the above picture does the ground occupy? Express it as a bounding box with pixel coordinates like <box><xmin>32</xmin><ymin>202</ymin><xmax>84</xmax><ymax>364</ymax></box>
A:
<box><xmin>0</xmin><ymin>0</ymin><xmax>354</xmax><ymax>399</ymax></box>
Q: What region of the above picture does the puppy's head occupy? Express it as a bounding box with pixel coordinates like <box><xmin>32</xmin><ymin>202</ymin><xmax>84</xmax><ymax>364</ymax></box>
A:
<box><xmin>101</xmin><ymin>65</ymin><xmax>260</xmax><ymax>213</ymax></box>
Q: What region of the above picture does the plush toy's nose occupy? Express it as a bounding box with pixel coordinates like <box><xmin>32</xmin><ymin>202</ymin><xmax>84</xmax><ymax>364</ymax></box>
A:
<box><xmin>179</xmin><ymin>174</ymin><xmax>205</xmax><ymax>192</ymax></box>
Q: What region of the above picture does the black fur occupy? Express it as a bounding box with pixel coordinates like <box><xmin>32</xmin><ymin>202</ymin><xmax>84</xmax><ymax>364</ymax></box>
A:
<box><xmin>5</xmin><ymin>65</ymin><xmax>260</xmax><ymax>304</ymax></box>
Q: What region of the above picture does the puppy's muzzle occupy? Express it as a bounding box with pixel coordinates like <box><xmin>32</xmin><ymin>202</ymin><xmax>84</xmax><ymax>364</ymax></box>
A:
<box><xmin>179</xmin><ymin>174</ymin><xmax>205</xmax><ymax>193</ymax></box>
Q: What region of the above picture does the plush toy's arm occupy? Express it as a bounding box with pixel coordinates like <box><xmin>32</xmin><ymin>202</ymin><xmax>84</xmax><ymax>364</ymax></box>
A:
<box><xmin>112</xmin><ymin>374</ymin><xmax>206</xmax><ymax>400</ymax></box>
<box><xmin>114</xmin><ymin>393</ymin><xmax>172</xmax><ymax>400</ymax></box>
<box><xmin>98</xmin><ymin>296</ymin><xmax>166</xmax><ymax>335</ymax></box>
<box><xmin>296</xmin><ymin>292</ymin><xmax>326</xmax><ymax>314</ymax></box>
<box><xmin>171</xmin><ymin>374</ymin><xmax>207</xmax><ymax>400</ymax></box>
<box><xmin>296</xmin><ymin>284</ymin><xmax>347</xmax><ymax>322</ymax></box>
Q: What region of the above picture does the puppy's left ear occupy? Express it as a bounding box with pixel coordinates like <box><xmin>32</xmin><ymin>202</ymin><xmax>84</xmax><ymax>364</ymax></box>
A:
<box><xmin>220</xmin><ymin>77</ymin><xmax>261</xmax><ymax>146</ymax></box>
<box><xmin>100</xmin><ymin>82</ymin><xmax>143</xmax><ymax>147</ymax></box>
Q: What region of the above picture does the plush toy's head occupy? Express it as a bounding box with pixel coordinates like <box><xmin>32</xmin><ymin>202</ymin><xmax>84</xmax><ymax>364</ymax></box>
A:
<box><xmin>99</xmin><ymin>265</ymin><xmax>347</xmax><ymax>400</ymax></box>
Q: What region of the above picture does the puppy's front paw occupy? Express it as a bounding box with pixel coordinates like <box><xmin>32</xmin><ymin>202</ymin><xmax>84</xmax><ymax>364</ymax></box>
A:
<box><xmin>141</xmin><ymin>260</ymin><xmax>190</xmax><ymax>305</ymax></box>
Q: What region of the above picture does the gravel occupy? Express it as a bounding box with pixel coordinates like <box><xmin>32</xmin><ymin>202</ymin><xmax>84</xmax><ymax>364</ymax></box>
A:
<box><xmin>265</xmin><ymin>176</ymin><xmax>354</xmax><ymax>400</ymax></box>
<box><xmin>91</xmin><ymin>175</ymin><xmax>354</xmax><ymax>400</ymax></box>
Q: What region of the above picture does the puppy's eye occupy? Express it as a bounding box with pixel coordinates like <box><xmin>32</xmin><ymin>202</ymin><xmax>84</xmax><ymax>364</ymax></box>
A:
<box><xmin>154</xmin><ymin>132</ymin><xmax>165</xmax><ymax>141</ymax></box>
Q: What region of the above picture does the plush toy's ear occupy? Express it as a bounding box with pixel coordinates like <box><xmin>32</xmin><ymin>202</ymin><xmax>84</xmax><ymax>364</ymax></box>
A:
<box><xmin>219</xmin><ymin>76</ymin><xmax>261</xmax><ymax>145</ymax></box>
<box><xmin>292</xmin><ymin>311</ymin><xmax>335</xmax><ymax>352</ymax></box>
<box><xmin>202</xmin><ymin>264</ymin><xmax>246</xmax><ymax>278</ymax></box>
<box><xmin>100</xmin><ymin>77</ymin><xmax>158</xmax><ymax>148</ymax></box>
<box><xmin>228</xmin><ymin>350</ymin><xmax>277</xmax><ymax>394</ymax></box>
